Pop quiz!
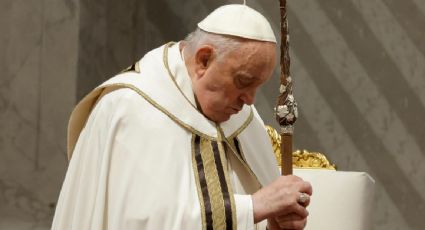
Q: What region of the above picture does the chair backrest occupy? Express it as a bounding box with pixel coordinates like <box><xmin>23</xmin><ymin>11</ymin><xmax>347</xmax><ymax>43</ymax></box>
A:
<box><xmin>295</xmin><ymin>169</ymin><xmax>375</xmax><ymax>230</ymax></box>
<box><xmin>266</xmin><ymin>125</ymin><xmax>375</xmax><ymax>229</ymax></box>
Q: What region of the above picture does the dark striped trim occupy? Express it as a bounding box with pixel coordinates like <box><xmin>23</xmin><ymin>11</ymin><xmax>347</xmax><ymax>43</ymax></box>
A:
<box><xmin>233</xmin><ymin>138</ymin><xmax>246</xmax><ymax>163</ymax></box>
<box><xmin>194</xmin><ymin>135</ymin><xmax>212</xmax><ymax>229</ymax></box>
<box><xmin>211</xmin><ymin>141</ymin><xmax>233</xmax><ymax>229</ymax></box>
<box><xmin>192</xmin><ymin>135</ymin><xmax>236</xmax><ymax>230</ymax></box>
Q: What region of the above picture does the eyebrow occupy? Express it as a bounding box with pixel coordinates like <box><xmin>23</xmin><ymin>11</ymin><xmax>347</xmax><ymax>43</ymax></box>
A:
<box><xmin>234</xmin><ymin>72</ymin><xmax>257</xmax><ymax>89</ymax></box>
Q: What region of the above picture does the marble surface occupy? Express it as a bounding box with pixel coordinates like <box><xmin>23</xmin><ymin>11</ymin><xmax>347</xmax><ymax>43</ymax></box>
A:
<box><xmin>0</xmin><ymin>0</ymin><xmax>78</xmax><ymax>229</ymax></box>
<box><xmin>1</xmin><ymin>0</ymin><xmax>424</xmax><ymax>229</ymax></box>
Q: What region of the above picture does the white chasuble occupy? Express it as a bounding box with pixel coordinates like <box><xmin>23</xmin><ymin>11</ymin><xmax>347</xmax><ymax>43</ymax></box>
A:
<box><xmin>52</xmin><ymin>43</ymin><xmax>279</xmax><ymax>230</ymax></box>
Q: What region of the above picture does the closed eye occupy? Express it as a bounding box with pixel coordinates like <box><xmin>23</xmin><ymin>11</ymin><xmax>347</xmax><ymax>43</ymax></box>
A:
<box><xmin>235</xmin><ymin>74</ymin><xmax>255</xmax><ymax>89</ymax></box>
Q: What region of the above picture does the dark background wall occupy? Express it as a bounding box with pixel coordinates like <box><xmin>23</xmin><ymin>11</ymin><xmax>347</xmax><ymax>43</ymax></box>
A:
<box><xmin>1</xmin><ymin>0</ymin><xmax>424</xmax><ymax>229</ymax></box>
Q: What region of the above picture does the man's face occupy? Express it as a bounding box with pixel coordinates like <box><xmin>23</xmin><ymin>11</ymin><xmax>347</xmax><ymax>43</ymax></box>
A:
<box><xmin>191</xmin><ymin>41</ymin><xmax>276</xmax><ymax>122</ymax></box>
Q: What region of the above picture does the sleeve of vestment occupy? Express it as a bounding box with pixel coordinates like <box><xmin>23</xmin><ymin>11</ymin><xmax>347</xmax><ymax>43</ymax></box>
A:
<box><xmin>235</xmin><ymin>194</ymin><xmax>255</xmax><ymax>230</ymax></box>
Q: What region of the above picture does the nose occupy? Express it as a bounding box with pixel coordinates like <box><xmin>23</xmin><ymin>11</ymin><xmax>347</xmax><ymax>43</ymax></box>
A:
<box><xmin>240</xmin><ymin>89</ymin><xmax>256</xmax><ymax>105</ymax></box>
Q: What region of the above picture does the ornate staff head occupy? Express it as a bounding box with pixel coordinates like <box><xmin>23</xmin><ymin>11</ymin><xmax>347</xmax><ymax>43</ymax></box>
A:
<box><xmin>275</xmin><ymin>0</ymin><xmax>297</xmax><ymax>175</ymax></box>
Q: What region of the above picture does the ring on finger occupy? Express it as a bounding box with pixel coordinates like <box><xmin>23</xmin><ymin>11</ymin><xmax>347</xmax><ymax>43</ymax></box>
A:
<box><xmin>298</xmin><ymin>192</ymin><xmax>309</xmax><ymax>204</ymax></box>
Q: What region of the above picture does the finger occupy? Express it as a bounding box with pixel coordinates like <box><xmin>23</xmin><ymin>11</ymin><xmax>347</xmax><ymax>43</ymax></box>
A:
<box><xmin>300</xmin><ymin>197</ymin><xmax>310</xmax><ymax>208</ymax></box>
<box><xmin>275</xmin><ymin>213</ymin><xmax>302</xmax><ymax>223</ymax></box>
<box><xmin>282</xmin><ymin>176</ymin><xmax>311</xmax><ymax>193</ymax></box>
<box><xmin>280</xmin><ymin>175</ymin><xmax>303</xmax><ymax>183</ymax></box>
<box><xmin>297</xmin><ymin>192</ymin><xmax>310</xmax><ymax>206</ymax></box>
<box><xmin>291</xmin><ymin>204</ymin><xmax>309</xmax><ymax>219</ymax></box>
<box><xmin>282</xmin><ymin>191</ymin><xmax>310</xmax><ymax>217</ymax></box>
<box><xmin>267</xmin><ymin>218</ymin><xmax>280</xmax><ymax>230</ymax></box>
<box><xmin>299</xmin><ymin>181</ymin><xmax>313</xmax><ymax>196</ymax></box>
<box><xmin>274</xmin><ymin>204</ymin><xmax>308</xmax><ymax>219</ymax></box>
<box><xmin>277</xmin><ymin>218</ymin><xmax>307</xmax><ymax>230</ymax></box>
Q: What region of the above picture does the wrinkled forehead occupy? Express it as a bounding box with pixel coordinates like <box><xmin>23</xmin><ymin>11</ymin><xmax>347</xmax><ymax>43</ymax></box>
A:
<box><xmin>230</xmin><ymin>41</ymin><xmax>277</xmax><ymax>68</ymax></box>
<box><xmin>218</xmin><ymin>42</ymin><xmax>276</xmax><ymax>83</ymax></box>
<box><xmin>234</xmin><ymin>40</ymin><xmax>276</xmax><ymax>56</ymax></box>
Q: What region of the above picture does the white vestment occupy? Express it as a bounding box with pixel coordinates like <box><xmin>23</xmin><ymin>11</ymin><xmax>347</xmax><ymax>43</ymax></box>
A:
<box><xmin>52</xmin><ymin>43</ymin><xmax>279</xmax><ymax>230</ymax></box>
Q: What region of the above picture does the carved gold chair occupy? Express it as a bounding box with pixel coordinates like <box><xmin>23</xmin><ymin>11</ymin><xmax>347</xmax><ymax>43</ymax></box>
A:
<box><xmin>266</xmin><ymin>126</ymin><xmax>375</xmax><ymax>230</ymax></box>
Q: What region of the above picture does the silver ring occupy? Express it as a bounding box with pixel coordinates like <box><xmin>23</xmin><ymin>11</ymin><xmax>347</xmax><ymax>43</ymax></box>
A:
<box><xmin>298</xmin><ymin>192</ymin><xmax>309</xmax><ymax>204</ymax></box>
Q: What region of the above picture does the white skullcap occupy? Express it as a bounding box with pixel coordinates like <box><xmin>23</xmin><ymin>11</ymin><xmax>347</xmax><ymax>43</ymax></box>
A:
<box><xmin>198</xmin><ymin>4</ymin><xmax>277</xmax><ymax>43</ymax></box>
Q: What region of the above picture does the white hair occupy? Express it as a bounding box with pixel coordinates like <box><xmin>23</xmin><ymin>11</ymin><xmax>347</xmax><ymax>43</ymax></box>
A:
<box><xmin>183</xmin><ymin>28</ymin><xmax>242</xmax><ymax>62</ymax></box>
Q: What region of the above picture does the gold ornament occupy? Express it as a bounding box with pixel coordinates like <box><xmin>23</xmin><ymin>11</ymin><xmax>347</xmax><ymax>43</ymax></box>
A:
<box><xmin>265</xmin><ymin>125</ymin><xmax>336</xmax><ymax>170</ymax></box>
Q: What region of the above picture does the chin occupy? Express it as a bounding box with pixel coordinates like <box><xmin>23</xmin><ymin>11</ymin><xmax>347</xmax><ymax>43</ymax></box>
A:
<box><xmin>217</xmin><ymin>116</ymin><xmax>231</xmax><ymax>123</ymax></box>
<box><xmin>206</xmin><ymin>113</ymin><xmax>231</xmax><ymax>123</ymax></box>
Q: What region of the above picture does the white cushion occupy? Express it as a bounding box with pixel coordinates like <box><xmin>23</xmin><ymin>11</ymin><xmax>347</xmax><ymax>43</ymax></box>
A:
<box><xmin>294</xmin><ymin>169</ymin><xmax>375</xmax><ymax>230</ymax></box>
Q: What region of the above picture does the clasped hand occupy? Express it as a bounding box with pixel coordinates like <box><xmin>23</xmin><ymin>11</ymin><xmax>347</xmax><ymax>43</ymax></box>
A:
<box><xmin>252</xmin><ymin>175</ymin><xmax>312</xmax><ymax>230</ymax></box>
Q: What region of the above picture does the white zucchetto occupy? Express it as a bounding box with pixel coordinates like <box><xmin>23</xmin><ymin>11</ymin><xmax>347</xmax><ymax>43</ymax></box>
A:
<box><xmin>198</xmin><ymin>4</ymin><xmax>277</xmax><ymax>43</ymax></box>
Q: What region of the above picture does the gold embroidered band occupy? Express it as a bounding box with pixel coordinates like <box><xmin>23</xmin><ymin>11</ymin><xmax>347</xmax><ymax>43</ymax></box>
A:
<box><xmin>192</xmin><ymin>135</ymin><xmax>236</xmax><ymax>230</ymax></box>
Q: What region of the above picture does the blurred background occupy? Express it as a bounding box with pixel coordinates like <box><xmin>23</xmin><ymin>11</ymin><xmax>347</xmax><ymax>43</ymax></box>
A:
<box><xmin>1</xmin><ymin>0</ymin><xmax>424</xmax><ymax>229</ymax></box>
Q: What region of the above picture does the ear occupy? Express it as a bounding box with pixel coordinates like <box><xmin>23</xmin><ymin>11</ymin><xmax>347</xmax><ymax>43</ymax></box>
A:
<box><xmin>194</xmin><ymin>45</ymin><xmax>214</xmax><ymax>78</ymax></box>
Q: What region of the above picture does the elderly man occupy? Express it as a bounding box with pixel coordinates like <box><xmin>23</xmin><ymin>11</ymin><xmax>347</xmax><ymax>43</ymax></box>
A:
<box><xmin>52</xmin><ymin>4</ymin><xmax>312</xmax><ymax>230</ymax></box>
